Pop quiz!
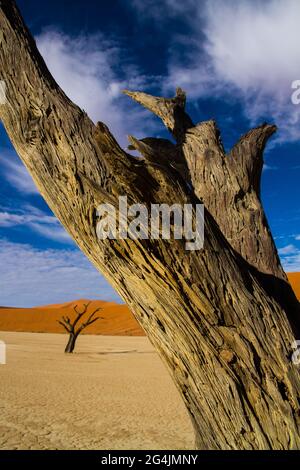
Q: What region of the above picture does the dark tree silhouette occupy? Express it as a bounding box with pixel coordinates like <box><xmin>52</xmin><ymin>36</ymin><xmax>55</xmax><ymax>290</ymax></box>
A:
<box><xmin>58</xmin><ymin>302</ymin><xmax>102</xmax><ymax>353</ymax></box>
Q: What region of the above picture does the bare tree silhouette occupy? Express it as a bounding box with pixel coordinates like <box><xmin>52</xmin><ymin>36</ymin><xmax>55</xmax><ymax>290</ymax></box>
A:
<box><xmin>58</xmin><ymin>302</ymin><xmax>102</xmax><ymax>353</ymax></box>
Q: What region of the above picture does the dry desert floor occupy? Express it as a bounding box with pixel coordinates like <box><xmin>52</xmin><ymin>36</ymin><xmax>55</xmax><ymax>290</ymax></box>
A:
<box><xmin>0</xmin><ymin>332</ymin><xmax>194</xmax><ymax>450</ymax></box>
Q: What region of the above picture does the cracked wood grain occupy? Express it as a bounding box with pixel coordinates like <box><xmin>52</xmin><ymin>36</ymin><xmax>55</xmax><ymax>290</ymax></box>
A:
<box><xmin>1</xmin><ymin>0</ymin><xmax>300</xmax><ymax>450</ymax></box>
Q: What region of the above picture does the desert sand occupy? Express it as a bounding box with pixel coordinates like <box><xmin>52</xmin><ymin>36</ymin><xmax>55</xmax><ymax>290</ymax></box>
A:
<box><xmin>0</xmin><ymin>299</ymin><xmax>145</xmax><ymax>336</ymax></box>
<box><xmin>0</xmin><ymin>274</ymin><xmax>299</xmax><ymax>450</ymax></box>
<box><xmin>0</xmin><ymin>332</ymin><xmax>194</xmax><ymax>450</ymax></box>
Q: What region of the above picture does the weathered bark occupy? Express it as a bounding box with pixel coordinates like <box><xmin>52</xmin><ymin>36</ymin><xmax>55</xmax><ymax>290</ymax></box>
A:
<box><xmin>125</xmin><ymin>91</ymin><xmax>283</xmax><ymax>279</ymax></box>
<box><xmin>126</xmin><ymin>90</ymin><xmax>300</xmax><ymax>337</ymax></box>
<box><xmin>1</xmin><ymin>0</ymin><xmax>300</xmax><ymax>449</ymax></box>
<box><xmin>58</xmin><ymin>302</ymin><xmax>101</xmax><ymax>353</ymax></box>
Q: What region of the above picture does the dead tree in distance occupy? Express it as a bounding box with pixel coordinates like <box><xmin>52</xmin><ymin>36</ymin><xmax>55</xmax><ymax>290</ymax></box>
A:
<box><xmin>58</xmin><ymin>302</ymin><xmax>102</xmax><ymax>353</ymax></box>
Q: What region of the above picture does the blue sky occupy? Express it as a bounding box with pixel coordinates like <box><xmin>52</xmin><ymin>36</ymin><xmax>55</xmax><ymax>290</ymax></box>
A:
<box><xmin>1</xmin><ymin>0</ymin><xmax>300</xmax><ymax>307</ymax></box>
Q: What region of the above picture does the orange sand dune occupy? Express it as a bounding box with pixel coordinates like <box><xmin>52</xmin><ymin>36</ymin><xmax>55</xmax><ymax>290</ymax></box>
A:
<box><xmin>287</xmin><ymin>272</ymin><xmax>300</xmax><ymax>300</ymax></box>
<box><xmin>0</xmin><ymin>273</ymin><xmax>299</xmax><ymax>335</ymax></box>
<box><xmin>0</xmin><ymin>299</ymin><xmax>145</xmax><ymax>336</ymax></box>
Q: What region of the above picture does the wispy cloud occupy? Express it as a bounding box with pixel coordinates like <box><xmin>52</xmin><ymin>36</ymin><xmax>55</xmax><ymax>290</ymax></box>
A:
<box><xmin>278</xmin><ymin>243</ymin><xmax>300</xmax><ymax>271</ymax></box>
<box><xmin>0</xmin><ymin>30</ymin><xmax>160</xmax><ymax>205</ymax></box>
<box><xmin>26</xmin><ymin>221</ymin><xmax>72</xmax><ymax>244</ymax></box>
<box><xmin>0</xmin><ymin>239</ymin><xmax>121</xmax><ymax>307</ymax></box>
<box><xmin>263</xmin><ymin>164</ymin><xmax>278</xmax><ymax>171</ymax></box>
<box><xmin>0</xmin><ymin>205</ymin><xmax>72</xmax><ymax>244</ymax></box>
<box><xmin>278</xmin><ymin>244</ymin><xmax>297</xmax><ymax>255</ymax></box>
<box><xmin>0</xmin><ymin>153</ymin><xmax>38</xmax><ymax>194</ymax></box>
<box><xmin>36</xmin><ymin>29</ymin><xmax>159</xmax><ymax>146</ymax></box>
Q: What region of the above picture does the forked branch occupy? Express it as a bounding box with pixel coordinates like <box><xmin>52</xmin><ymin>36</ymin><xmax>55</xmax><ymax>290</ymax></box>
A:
<box><xmin>57</xmin><ymin>303</ymin><xmax>102</xmax><ymax>353</ymax></box>
<box><xmin>123</xmin><ymin>87</ymin><xmax>194</xmax><ymax>143</ymax></box>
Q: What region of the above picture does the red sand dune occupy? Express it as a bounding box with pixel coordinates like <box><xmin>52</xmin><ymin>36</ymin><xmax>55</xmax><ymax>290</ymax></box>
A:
<box><xmin>0</xmin><ymin>273</ymin><xmax>299</xmax><ymax>335</ymax></box>
<box><xmin>0</xmin><ymin>299</ymin><xmax>145</xmax><ymax>336</ymax></box>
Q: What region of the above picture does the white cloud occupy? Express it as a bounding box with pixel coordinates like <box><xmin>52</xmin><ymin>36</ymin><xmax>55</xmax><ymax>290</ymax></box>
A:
<box><xmin>0</xmin><ymin>239</ymin><xmax>121</xmax><ymax>307</ymax></box>
<box><xmin>278</xmin><ymin>245</ymin><xmax>300</xmax><ymax>271</ymax></box>
<box><xmin>36</xmin><ymin>30</ymin><xmax>158</xmax><ymax>147</ymax></box>
<box><xmin>278</xmin><ymin>244</ymin><xmax>297</xmax><ymax>255</ymax></box>
<box><xmin>164</xmin><ymin>0</ymin><xmax>300</xmax><ymax>143</ymax></box>
<box><xmin>277</xmin><ymin>243</ymin><xmax>300</xmax><ymax>271</ymax></box>
<box><xmin>203</xmin><ymin>1</ymin><xmax>300</xmax><ymax>90</ymax></box>
<box><xmin>0</xmin><ymin>155</ymin><xmax>38</xmax><ymax>194</ymax></box>
<box><xmin>27</xmin><ymin>222</ymin><xmax>72</xmax><ymax>244</ymax></box>
<box><xmin>0</xmin><ymin>206</ymin><xmax>72</xmax><ymax>244</ymax></box>
<box><xmin>263</xmin><ymin>164</ymin><xmax>278</xmax><ymax>171</ymax></box>
<box><xmin>0</xmin><ymin>210</ymin><xmax>52</xmax><ymax>227</ymax></box>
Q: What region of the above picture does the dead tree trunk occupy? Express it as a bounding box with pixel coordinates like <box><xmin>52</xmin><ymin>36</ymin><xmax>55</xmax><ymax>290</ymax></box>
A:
<box><xmin>1</xmin><ymin>1</ymin><xmax>300</xmax><ymax>449</ymax></box>
<box><xmin>57</xmin><ymin>302</ymin><xmax>101</xmax><ymax>353</ymax></box>
<box><xmin>65</xmin><ymin>333</ymin><xmax>77</xmax><ymax>354</ymax></box>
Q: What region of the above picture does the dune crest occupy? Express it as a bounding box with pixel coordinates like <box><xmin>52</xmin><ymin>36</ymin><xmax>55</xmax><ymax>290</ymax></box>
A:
<box><xmin>0</xmin><ymin>299</ymin><xmax>145</xmax><ymax>336</ymax></box>
<box><xmin>0</xmin><ymin>274</ymin><xmax>299</xmax><ymax>336</ymax></box>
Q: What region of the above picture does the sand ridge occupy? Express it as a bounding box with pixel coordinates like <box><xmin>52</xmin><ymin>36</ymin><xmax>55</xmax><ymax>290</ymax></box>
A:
<box><xmin>0</xmin><ymin>299</ymin><xmax>145</xmax><ymax>336</ymax></box>
<box><xmin>0</xmin><ymin>274</ymin><xmax>299</xmax><ymax>336</ymax></box>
